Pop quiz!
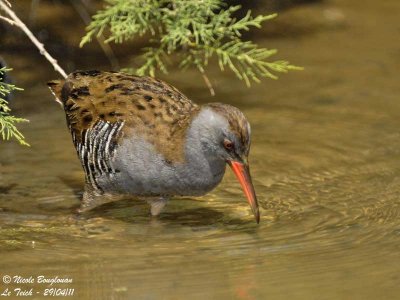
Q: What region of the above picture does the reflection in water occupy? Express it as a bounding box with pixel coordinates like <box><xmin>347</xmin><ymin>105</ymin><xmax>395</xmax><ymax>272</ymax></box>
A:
<box><xmin>1</xmin><ymin>0</ymin><xmax>400</xmax><ymax>299</ymax></box>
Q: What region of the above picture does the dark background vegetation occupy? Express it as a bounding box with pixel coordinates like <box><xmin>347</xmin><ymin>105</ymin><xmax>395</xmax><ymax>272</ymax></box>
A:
<box><xmin>0</xmin><ymin>0</ymin><xmax>325</xmax><ymax>86</ymax></box>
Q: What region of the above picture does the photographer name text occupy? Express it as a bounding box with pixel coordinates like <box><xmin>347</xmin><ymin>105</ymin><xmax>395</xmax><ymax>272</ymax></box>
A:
<box><xmin>1</xmin><ymin>275</ymin><xmax>74</xmax><ymax>297</ymax></box>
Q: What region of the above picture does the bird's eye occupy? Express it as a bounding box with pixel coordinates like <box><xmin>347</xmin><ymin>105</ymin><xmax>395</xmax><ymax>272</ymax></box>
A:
<box><xmin>223</xmin><ymin>139</ymin><xmax>234</xmax><ymax>151</ymax></box>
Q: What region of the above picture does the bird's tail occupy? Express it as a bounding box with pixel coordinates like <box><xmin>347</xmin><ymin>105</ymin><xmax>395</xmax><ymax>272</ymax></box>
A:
<box><xmin>47</xmin><ymin>79</ymin><xmax>65</xmax><ymax>106</ymax></box>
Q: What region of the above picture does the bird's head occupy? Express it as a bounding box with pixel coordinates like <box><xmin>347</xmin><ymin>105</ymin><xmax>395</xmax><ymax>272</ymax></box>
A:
<box><xmin>192</xmin><ymin>103</ymin><xmax>259</xmax><ymax>223</ymax></box>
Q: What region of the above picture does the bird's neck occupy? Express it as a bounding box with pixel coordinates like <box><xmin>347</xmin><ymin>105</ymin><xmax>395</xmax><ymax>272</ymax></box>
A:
<box><xmin>182</xmin><ymin>107</ymin><xmax>227</xmax><ymax>188</ymax></box>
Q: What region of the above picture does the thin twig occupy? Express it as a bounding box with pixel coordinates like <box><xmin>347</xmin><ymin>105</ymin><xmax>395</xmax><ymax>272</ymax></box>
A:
<box><xmin>0</xmin><ymin>0</ymin><xmax>67</xmax><ymax>78</ymax></box>
<box><xmin>0</xmin><ymin>15</ymin><xmax>16</xmax><ymax>26</ymax></box>
<box><xmin>70</xmin><ymin>0</ymin><xmax>120</xmax><ymax>70</ymax></box>
<box><xmin>200</xmin><ymin>69</ymin><xmax>215</xmax><ymax>96</ymax></box>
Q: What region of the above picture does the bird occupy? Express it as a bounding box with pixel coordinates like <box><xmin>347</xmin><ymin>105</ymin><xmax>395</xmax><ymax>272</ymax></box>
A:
<box><xmin>48</xmin><ymin>70</ymin><xmax>260</xmax><ymax>223</ymax></box>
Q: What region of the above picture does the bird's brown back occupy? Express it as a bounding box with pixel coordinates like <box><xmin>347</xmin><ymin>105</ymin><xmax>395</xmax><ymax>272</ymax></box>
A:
<box><xmin>48</xmin><ymin>70</ymin><xmax>200</xmax><ymax>162</ymax></box>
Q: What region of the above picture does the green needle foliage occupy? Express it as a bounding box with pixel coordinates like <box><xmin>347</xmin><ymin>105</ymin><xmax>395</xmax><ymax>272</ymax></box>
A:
<box><xmin>0</xmin><ymin>68</ymin><xmax>29</xmax><ymax>146</ymax></box>
<box><xmin>81</xmin><ymin>0</ymin><xmax>301</xmax><ymax>87</ymax></box>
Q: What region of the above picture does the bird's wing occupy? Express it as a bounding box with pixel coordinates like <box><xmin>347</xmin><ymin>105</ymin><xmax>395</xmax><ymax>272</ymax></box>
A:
<box><xmin>48</xmin><ymin>71</ymin><xmax>199</xmax><ymax>170</ymax></box>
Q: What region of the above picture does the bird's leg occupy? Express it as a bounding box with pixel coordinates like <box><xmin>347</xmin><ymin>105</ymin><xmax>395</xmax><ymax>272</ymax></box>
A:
<box><xmin>146</xmin><ymin>197</ymin><xmax>169</xmax><ymax>216</ymax></box>
<box><xmin>78</xmin><ymin>184</ymin><xmax>122</xmax><ymax>213</ymax></box>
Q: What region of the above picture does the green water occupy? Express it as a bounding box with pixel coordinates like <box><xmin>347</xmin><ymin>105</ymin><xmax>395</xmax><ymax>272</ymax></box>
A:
<box><xmin>1</xmin><ymin>0</ymin><xmax>399</xmax><ymax>299</ymax></box>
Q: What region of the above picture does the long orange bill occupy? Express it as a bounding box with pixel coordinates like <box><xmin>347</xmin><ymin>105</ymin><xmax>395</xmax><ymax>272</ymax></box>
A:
<box><xmin>228</xmin><ymin>161</ymin><xmax>260</xmax><ymax>223</ymax></box>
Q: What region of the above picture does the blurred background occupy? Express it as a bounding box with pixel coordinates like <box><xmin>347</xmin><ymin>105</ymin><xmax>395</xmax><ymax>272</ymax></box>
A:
<box><xmin>1</xmin><ymin>1</ymin><xmax>400</xmax><ymax>299</ymax></box>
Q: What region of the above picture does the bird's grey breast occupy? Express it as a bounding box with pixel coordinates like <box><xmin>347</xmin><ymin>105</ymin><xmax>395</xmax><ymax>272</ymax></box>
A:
<box><xmin>102</xmin><ymin>134</ymin><xmax>226</xmax><ymax>196</ymax></box>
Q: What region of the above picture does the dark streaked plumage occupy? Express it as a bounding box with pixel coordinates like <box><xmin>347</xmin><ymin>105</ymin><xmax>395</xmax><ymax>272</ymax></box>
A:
<box><xmin>48</xmin><ymin>70</ymin><xmax>260</xmax><ymax>222</ymax></box>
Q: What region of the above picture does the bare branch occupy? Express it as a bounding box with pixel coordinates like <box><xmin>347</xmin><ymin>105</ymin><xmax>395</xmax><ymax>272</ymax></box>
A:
<box><xmin>200</xmin><ymin>70</ymin><xmax>215</xmax><ymax>96</ymax></box>
<box><xmin>0</xmin><ymin>0</ymin><xmax>67</xmax><ymax>79</ymax></box>
<box><xmin>0</xmin><ymin>15</ymin><xmax>16</xmax><ymax>26</ymax></box>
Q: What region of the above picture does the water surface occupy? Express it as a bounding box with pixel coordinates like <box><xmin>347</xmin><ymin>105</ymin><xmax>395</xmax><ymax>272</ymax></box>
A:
<box><xmin>1</xmin><ymin>0</ymin><xmax>400</xmax><ymax>299</ymax></box>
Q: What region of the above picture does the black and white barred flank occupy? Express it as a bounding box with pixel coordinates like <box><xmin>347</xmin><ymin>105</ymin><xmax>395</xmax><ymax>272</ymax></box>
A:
<box><xmin>71</xmin><ymin>120</ymin><xmax>125</xmax><ymax>192</ymax></box>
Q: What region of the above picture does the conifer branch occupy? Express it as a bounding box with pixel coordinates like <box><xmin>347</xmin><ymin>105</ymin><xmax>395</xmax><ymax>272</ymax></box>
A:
<box><xmin>0</xmin><ymin>67</ymin><xmax>29</xmax><ymax>146</ymax></box>
<box><xmin>81</xmin><ymin>0</ymin><xmax>302</xmax><ymax>95</ymax></box>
